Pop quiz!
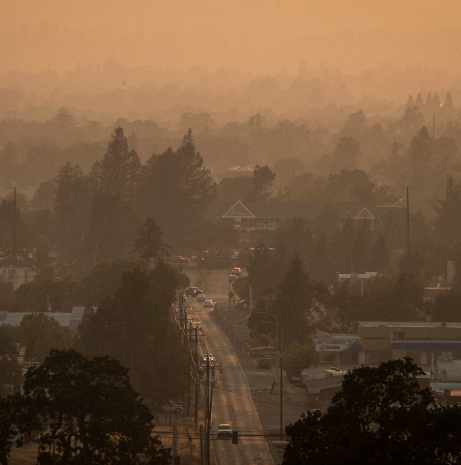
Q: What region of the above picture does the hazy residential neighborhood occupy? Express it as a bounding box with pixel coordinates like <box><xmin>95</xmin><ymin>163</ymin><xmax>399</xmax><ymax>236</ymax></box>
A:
<box><xmin>3</xmin><ymin>1</ymin><xmax>461</xmax><ymax>464</ymax></box>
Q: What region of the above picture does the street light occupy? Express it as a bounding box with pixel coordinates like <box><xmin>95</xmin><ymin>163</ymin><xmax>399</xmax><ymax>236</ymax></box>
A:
<box><xmin>259</xmin><ymin>312</ymin><xmax>284</xmax><ymax>440</ymax></box>
<box><xmin>258</xmin><ymin>312</ymin><xmax>279</xmax><ymax>377</ymax></box>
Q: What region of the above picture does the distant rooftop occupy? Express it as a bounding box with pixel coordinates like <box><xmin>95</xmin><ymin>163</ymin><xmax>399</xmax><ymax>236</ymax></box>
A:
<box><xmin>358</xmin><ymin>322</ymin><xmax>461</xmax><ymax>328</ymax></box>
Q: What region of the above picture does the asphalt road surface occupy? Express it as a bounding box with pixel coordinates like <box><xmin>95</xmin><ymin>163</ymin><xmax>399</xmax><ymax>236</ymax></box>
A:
<box><xmin>190</xmin><ymin>269</ymin><xmax>274</xmax><ymax>465</ymax></box>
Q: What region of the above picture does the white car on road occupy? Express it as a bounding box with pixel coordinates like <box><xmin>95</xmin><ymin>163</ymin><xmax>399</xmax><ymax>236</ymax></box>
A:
<box><xmin>204</xmin><ymin>299</ymin><xmax>214</xmax><ymax>308</ymax></box>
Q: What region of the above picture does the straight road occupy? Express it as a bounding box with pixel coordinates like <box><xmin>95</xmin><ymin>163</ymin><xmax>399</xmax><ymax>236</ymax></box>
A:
<box><xmin>190</xmin><ymin>269</ymin><xmax>274</xmax><ymax>465</ymax></box>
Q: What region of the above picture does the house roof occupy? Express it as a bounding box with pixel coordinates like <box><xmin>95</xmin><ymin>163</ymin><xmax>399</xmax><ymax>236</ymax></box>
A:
<box><xmin>206</xmin><ymin>201</ymin><xmax>399</xmax><ymax>220</ymax></box>
<box><xmin>357</xmin><ymin>322</ymin><xmax>461</xmax><ymax>340</ymax></box>
<box><xmin>306</xmin><ymin>375</ymin><xmax>345</xmax><ymax>391</ymax></box>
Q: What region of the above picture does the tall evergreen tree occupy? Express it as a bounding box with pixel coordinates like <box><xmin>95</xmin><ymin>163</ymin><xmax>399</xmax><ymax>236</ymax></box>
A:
<box><xmin>139</xmin><ymin>129</ymin><xmax>216</xmax><ymax>248</ymax></box>
<box><xmin>0</xmin><ymin>141</ymin><xmax>18</xmax><ymax>187</ymax></box>
<box><xmin>275</xmin><ymin>255</ymin><xmax>324</xmax><ymax>345</ymax></box>
<box><xmin>332</xmin><ymin>137</ymin><xmax>361</xmax><ymax>171</ymax></box>
<box><xmin>310</xmin><ymin>235</ymin><xmax>334</xmax><ymax>284</ymax></box>
<box><xmin>95</xmin><ymin>127</ymin><xmax>142</xmax><ymax>201</ymax></box>
<box><xmin>84</xmin><ymin>192</ymin><xmax>141</xmax><ymax>264</ymax></box>
<box><xmin>133</xmin><ymin>217</ymin><xmax>170</xmax><ymax>262</ymax></box>
<box><xmin>370</xmin><ymin>233</ymin><xmax>389</xmax><ymax>270</ymax></box>
<box><xmin>406</xmin><ymin>94</ymin><xmax>414</xmax><ymax>108</ymax></box>
<box><xmin>54</xmin><ymin>163</ymin><xmax>91</xmax><ymax>262</ymax></box>
<box><xmin>425</xmin><ymin>92</ymin><xmax>433</xmax><ymax>108</ymax></box>
<box><xmin>415</xmin><ymin>92</ymin><xmax>424</xmax><ymax>108</ymax></box>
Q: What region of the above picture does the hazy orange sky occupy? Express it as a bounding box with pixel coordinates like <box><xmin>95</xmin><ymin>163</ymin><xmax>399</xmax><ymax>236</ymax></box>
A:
<box><xmin>2</xmin><ymin>0</ymin><xmax>461</xmax><ymax>74</ymax></box>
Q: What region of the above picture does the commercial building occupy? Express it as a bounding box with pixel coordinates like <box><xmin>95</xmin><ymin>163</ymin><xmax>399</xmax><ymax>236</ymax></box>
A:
<box><xmin>206</xmin><ymin>200</ymin><xmax>398</xmax><ymax>245</ymax></box>
<box><xmin>313</xmin><ymin>321</ymin><xmax>461</xmax><ymax>380</ymax></box>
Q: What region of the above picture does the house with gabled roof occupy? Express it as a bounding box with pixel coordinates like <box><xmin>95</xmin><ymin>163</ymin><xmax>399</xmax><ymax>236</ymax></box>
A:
<box><xmin>206</xmin><ymin>200</ymin><xmax>398</xmax><ymax>245</ymax></box>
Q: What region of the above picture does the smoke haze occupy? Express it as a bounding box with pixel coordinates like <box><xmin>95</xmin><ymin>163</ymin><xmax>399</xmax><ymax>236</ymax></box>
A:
<box><xmin>2</xmin><ymin>0</ymin><xmax>461</xmax><ymax>73</ymax></box>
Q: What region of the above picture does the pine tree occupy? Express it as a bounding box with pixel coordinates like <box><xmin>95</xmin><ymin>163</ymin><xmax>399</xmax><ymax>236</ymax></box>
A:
<box><xmin>433</xmin><ymin>92</ymin><xmax>441</xmax><ymax>109</ymax></box>
<box><xmin>133</xmin><ymin>218</ymin><xmax>170</xmax><ymax>262</ymax></box>
<box><xmin>444</xmin><ymin>91</ymin><xmax>454</xmax><ymax>110</ymax></box>
<box><xmin>54</xmin><ymin>163</ymin><xmax>91</xmax><ymax>262</ymax></box>
<box><xmin>0</xmin><ymin>141</ymin><xmax>18</xmax><ymax>187</ymax></box>
<box><xmin>275</xmin><ymin>255</ymin><xmax>316</xmax><ymax>344</ymax></box>
<box><xmin>370</xmin><ymin>233</ymin><xmax>389</xmax><ymax>270</ymax></box>
<box><xmin>96</xmin><ymin>127</ymin><xmax>142</xmax><ymax>201</ymax></box>
<box><xmin>406</xmin><ymin>94</ymin><xmax>414</xmax><ymax>108</ymax></box>
<box><xmin>415</xmin><ymin>92</ymin><xmax>424</xmax><ymax>108</ymax></box>
<box><xmin>310</xmin><ymin>235</ymin><xmax>334</xmax><ymax>284</ymax></box>
<box><xmin>425</xmin><ymin>92</ymin><xmax>433</xmax><ymax>108</ymax></box>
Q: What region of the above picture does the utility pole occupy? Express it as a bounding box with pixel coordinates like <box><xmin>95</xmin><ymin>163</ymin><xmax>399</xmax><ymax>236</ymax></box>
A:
<box><xmin>433</xmin><ymin>115</ymin><xmax>436</xmax><ymax>139</ymax></box>
<box><xmin>13</xmin><ymin>186</ymin><xmax>16</xmax><ymax>268</ymax></box>
<box><xmin>200</xmin><ymin>424</ymin><xmax>204</xmax><ymax>465</ymax></box>
<box><xmin>407</xmin><ymin>186</ymin><xmax>410</xmax><ymax>255</ymax></box>
<box><xmin>172</xmin><ymin>415</ymin><xmax>177</xmax><ymax>465</ymax></box>
<box><xmin>207</xmin><ymin>365</ymin><xmax>215</xmax><ymax>465</ymax></box>
<box><xmin>187</xmin><ymin>319</ymin><xmax>192</xmax><ymax>416</ymax></box>
<box><xmin>204</xmin><ymin>355</ymin><xmax>209</xmax><ymax>465</ymax></box>
<box><xmin>195</xmin><ymin>326</ymin><xmax>199</xmax><ymax>427</ymax></box>
<box><xmin>189</xmin><ymin>434</ymin><xmax>193</xmax><ymax>465</ymax></box>
<box><xmin>280</xmin><ymin>326</ymin><xmax>284</xmax><ymax>441</ymax></box>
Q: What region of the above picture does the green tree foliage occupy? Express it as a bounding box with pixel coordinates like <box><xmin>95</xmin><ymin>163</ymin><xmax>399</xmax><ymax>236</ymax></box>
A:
<box><xmin>14</xmin><ymin>280</ymin><xmax>75</xmax><ymax>313</ymax></box>
<box><xmin>0</xmin><ymin>141</ymin><xmax>18</xmax><ymax>188</ymax></box>
<box><xmin>310</xmin><ymin>235</ymin><xmax>334</xmax><ymax>284</ymax></box>
<box><xmin>0</xmin><ymin>325</ymin><xmax>22</xmax><ymax>395</ymax></box>
<box><xmin>331</xmin><ymin>216</ymin><xmax>355</xmax><ymax>273</ymax></box>
<box><xmin>247</xmin><ymin>242</ymin><xmax>278</xmax><ymax>300</ymax></box>
<box><xmin>139</xmin><ymin>130</ymin><xmax>216</xmax><ymax>248</ymax></box>
<box><xmin>323</xmin><ymin>281</ymin><xmax>362</xmax><ymax>333</ymax></box>
<box><xmin>84</xmin><ymin>192</ymin><xmax>141</xmax><ymax>263</ymax></box>
<box><xmin>370</xmin><ymin>232</ymin><xmax>389</xmax><ymax>270</ymax></box>
<box><xmin>275</xmin><ymin>255</ymin><xmax>327</xmax><ymax>345</ymax></box>
<box><xmin>283</xmin><ymin>358</ymin><xmax>461</xmax><ymax>465</ymax></box>
<box><xmin>325</xmin><ymin>169</ymin><xmax>375</xmax><ymax>203</ymax></box>
<box><xmin>23</xmin><ymin>349</ymin><xmax>170</xmax><ymax>465</ymax></box>
<box><xmin>274</xmin><ymin>158</ymin><xmax>305</xmax><ymax>185</ymax></box>
<box><xmin>73</xmin><ymin>258</ymin><xmax>147</xmax><ymax>306</ymax></box>
<box><xmin>133</xmin><ymin>217</ymin><xmax>170</xmax><ymax>261</ymax></box>
<box><xmin>247</xmin><ymin>164</ymin><xmax>276</xmax><ymax>201</ymax></box>
<box><xmin>314</xmin><ymin>204</ymin><xmax>339</xmax><ymax>241</ymax></box>
<box><xmin>177</xmin><ymin>271</ymin><xmax>190</xmax><ymax>289</ymax></box>
<box><xmin>234</xmin><ymin>276</ymin><xmax>250</xmax><ymax>301</ymax></box>
<box><xmin>216</xmin><ymin>176</ymin><xmax>253</xmax><ymax>202</ymax></box>
<box><xmin>93</xmin><ymin>126</ymin><xmax>142</xmax><ymax>200</ymax></box>
<box><xmin>434</xmin><ymin>176</ymin><xmax>461</xmax><ymax>244</ymax></box>
<box><xmin>427</xmin><ymin>290</ymin><xmax>461</xmax><ymax>322</ymax></box>
<box><xmin>361</xmin><ymin>273</ymin><xmax>423</xmax><ymax>321</ymax></box>
<box><xmin>283</xmin><ymin>341</ymin><xmax>316</xmax><ymax>380</ymax></box>
<box><xmin>54</xmin><ymin>163</ymin><xmax>91</xmax><ymax>262</ymax></box>
<box><xmin>332</xmin><ymin>136</ymin><xmax>361</xmax><ymax>171</ymax></box>
<box><xmin>276</xmin><ymin>217</ymin><xmax>313</xmax><ymax>265</ymax></box>
<box><xmin>78</xmin><ymin>269</ymin><xmax>188</xmax><ymax>402</ymax></box>
<box><xmin>18</xmin><ymin>313</ymin><xmax>73</xmax><ymax>361</ymax></box>
<box><xmin>31</xmin><ymin>180</ymin><xmax>56</xmax><ymax>211</ymax></box>
<box><xmin>0</xmin><ymin>394</ymin><xmax>32</xmax><ymax>465</ymax></box>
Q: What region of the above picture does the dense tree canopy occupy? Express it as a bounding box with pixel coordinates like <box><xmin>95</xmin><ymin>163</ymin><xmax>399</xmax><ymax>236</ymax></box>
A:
<box><xmin>284</xmin><ymin>358</ymin><xmax>461</xmax><ymax>465</ymax></box>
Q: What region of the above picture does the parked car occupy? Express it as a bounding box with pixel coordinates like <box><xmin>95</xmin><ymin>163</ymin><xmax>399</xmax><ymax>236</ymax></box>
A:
<box><xmin>197</xmin><ymin>294</ymin><xmax>206</xmax><ymax>302</ymax></box>
<box><xmin>228</xmin><ymin>275</ymin><xmax>237</xmax><ymax>283</ymax></box>
<box><xmin>162</xmin><ymin>400</ymin><xmax>184</xmax><ymax>412</ymax></box>
<box><xmin>217</xmin><ymin>424</ymin><xmax>232</xmax><ymax>439</ymax></box>
<box><xmin>204</xmin><ymin>299</ymin><xmax>214</xmax><ymax>308</ymax></box>
<box><xmin>186</xmin><ymin>287</ymin><xmax>199</xmax><ymax>296</ymax></box>
<box><xmin>192</xmin><ymin>321</ymin><xmax>202</xmax><ymax>331</ymax></box>
<box><xmin>232</xmin><ymin>267</ymin><xmax>242</xmax><ymax>276</ymax></box>
<box><xmin>257</xmin><ymin>358</ymin><xmax>271</xmax><ymax>369</ymax></box>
